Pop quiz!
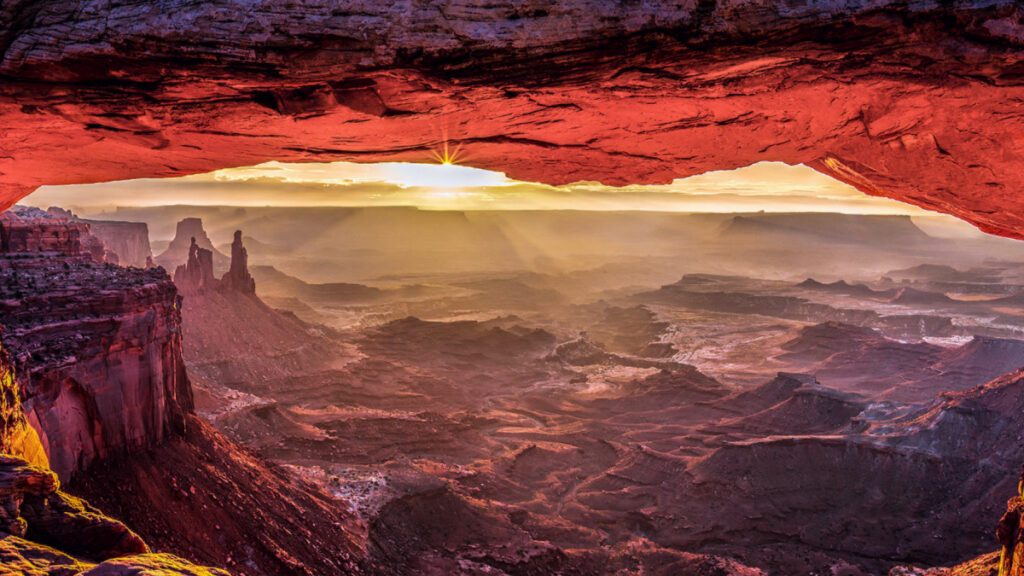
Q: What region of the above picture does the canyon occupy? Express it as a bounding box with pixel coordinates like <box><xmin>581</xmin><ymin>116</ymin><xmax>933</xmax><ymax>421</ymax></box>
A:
<box><xmin>2</xmin><ymin>2</ymin><xmax>1024</xmax><ymax>575</ymax></box>
<box><xmin>17</xmin><ymin>206</ymin><xmax>1012</xmax><ymax>575</ymax></box>
<box><xmin>0</xmin><ymin>207</ymin><xmax>364</xmax><ymax>575</ymax></box>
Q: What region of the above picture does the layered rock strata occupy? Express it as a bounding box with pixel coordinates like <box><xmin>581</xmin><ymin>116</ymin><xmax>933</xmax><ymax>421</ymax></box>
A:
<box><xmin>0</xmin><ymin>3</ymin><xmax>1024</xmax><ymax>239</ymax></box>
<box><xmin>0</xmin><ymin>210</ymin><xmax>192</xmax><ymax>480</ymax></box>
<box><xmin>0</xmin><ymin>334</ymin><xmax>226</xmax><ymax>575</ymax></box>
<box><xmin>81</xmin><ymin>220</ymin><xmax>153</xmax><ymax>269</ymax></box>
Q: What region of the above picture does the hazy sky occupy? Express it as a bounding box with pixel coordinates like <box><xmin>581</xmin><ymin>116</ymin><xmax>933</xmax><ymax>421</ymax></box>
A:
<box><xmin>27</xmin><ymin>160</ymin><xmax>939</xmax><ymax>216</ymax></box>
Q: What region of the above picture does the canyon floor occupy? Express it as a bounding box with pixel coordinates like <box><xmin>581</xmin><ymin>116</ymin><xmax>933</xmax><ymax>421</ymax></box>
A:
<box><xmin>61</xmin><ymin>207</ymin><xmax>1023</xmax><ymax>576</ymax></box>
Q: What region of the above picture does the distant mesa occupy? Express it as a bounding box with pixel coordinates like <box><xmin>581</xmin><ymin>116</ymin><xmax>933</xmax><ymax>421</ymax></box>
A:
<box><xmin>889</xmin><ymin>286</ymin><xmax>956</xmax><ymax>306</ymax></box>
<box><xmin>250</xmin><ymin>264</ymin><xmax>383</xmax><ymax>302</ymax></box>
<box><xmin>156</xmin><ymin>217</ymin><xmax>228</xmax><ymax>271</ymax></box>
<box><xmin>82</xmin><ymin>218</ymin><xmax>153</xmax><ymax>268</ymax></box>
<box><xmin>797</xmin><ymin>278</ymin><xmax>896</xmax><ymax>299</ymax></box>
<box><xmin>718</xmin><ymin>213</ymin><xmax>932</xmax><ymax>246</ymax></box>
<box><xmin>884</xmin><ymin>263</ymin><xmax>986</xmax><ymax>283</ymax></box>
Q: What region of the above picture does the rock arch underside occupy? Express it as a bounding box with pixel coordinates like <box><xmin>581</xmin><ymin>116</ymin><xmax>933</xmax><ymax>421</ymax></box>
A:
<box><xmin>0</xmin><ymin>0</ymin><xmax>1023</xmax><ymax>238</ymax></box>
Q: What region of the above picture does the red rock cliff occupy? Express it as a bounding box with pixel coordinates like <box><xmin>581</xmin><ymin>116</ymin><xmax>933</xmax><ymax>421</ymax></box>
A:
<box><xmin>82</xmin><ymin>219</ymin><xmax>153</xmax><ymax>269</ymax></box>
<box><xmin>0</xmin><ymin>206</ymin><xmax>89</xmax><ymax>256</ymax></box>
<box><xmin>0</xmin><ymin>210</ymin><xmax>193</xmax><ymax>480</ymax></box>
<box><xmin>0</xmin><ymin>323</ymin><xmax>226</xmax><ymax>574</ymax></box>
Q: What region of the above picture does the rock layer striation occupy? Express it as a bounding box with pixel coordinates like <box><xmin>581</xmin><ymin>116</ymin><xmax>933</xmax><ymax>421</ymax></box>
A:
<box><xmin>0</xmin><ymin>208</ymin><xmax>192</xmax><ymax>480</ymax></box>
<box><xmin>0</xmin><ymin>2</ymin><xmax>1024</xmax><ymax>237</ymax></box>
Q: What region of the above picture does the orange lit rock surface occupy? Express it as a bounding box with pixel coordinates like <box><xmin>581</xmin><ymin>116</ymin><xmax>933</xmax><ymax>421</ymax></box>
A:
<box><xmin>0</xmin><ymin>2</ymin><xmax>1023</xmax><ymax>237</ymax></box>
<box><xmin>0</xmin><ymin>343</ymin><xmax>227</xmax><ymax>576</ymax></box>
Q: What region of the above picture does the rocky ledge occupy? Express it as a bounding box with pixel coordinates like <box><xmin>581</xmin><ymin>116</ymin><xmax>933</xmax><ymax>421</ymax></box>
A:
<box><xmin>0</xmin><ymin>454</ymin><xmax>228</xmax><ymax>576</ymax></box>
<box><xmin>0</xmin><ymin>207</ymin><xmax>192</xmax><ymax>480</ymax></box>
<box><xmin>0</xmin><ymin>333</ymin><xmax>228</xmax><ymax>575</ymax></box>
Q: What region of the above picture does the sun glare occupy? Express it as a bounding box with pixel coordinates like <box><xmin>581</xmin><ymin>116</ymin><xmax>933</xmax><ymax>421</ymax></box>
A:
<box><xmin>24</xmin><ymin>161</ymin><xmax>965</xmax><ymax>225</ymax></box>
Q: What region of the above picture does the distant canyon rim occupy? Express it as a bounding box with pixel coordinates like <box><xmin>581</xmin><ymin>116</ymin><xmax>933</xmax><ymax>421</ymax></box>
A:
<box><xmin>0</xmin><ymin>0</ymin><xmax>1024</xmax><ymax>237</ymax></box>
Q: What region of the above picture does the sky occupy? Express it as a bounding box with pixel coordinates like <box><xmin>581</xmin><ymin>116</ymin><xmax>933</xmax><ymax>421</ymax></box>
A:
<box><xmin>26</xmin><ymin>159</ymin><xmax>946</xmax><ymax>216</ymax></box>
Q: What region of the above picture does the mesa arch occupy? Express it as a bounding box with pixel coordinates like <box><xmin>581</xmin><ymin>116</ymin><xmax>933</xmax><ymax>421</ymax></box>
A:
<box><xmin>1</xmin><ymin>1</ymin><xmax>1023</xmax><ymax>237</ymax></box>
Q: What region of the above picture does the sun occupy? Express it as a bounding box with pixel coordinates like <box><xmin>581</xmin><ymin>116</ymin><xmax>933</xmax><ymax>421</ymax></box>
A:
<box><xmin>430</xmin><ymin>141</ymin><xmax>464</xmax><ymax>166</ymax></box>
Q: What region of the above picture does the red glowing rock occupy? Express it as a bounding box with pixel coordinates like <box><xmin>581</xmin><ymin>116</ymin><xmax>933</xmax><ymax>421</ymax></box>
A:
<box><xmin>0</xmin><ymin>2</ymin><xmax>1021</xmax><ymax>237</ymax></box>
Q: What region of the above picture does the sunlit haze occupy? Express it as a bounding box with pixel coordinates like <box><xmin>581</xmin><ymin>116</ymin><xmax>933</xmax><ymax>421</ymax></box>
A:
<box><xmin>29</xmin><ymin>160</ymin><xmax>939</xmax><ymax>216</ymax></box>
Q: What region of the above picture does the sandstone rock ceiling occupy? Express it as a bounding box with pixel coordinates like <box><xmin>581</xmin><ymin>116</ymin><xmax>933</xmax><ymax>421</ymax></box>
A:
<box><xmin>1</xmin><ymin>1</ymin><xmax>1023</xmax><ymax>237</ymax></box>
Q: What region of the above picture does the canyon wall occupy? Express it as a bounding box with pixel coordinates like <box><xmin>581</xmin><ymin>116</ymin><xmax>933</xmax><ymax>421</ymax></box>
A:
<box><xmin>0</xmin><ymin>2</ymin><xmax>1023</xmax><ymax>238</ymax></box>
<box><xmin>84</xmin><ymin>219</ymin><xmax>153</xmax><ymax>268</ymax></box>
<box><xmin>0</xmin><ymin>354</ymin><xmax>227</xmax><ymax>575</ymax></box>
<box><xmin>0</xmin><ymin>207</ymin><xmax>192</xmax><ymax>480</ymax></box>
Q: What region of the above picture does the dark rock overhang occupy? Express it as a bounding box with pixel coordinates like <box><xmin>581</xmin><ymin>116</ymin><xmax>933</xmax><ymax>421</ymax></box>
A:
<box><xmin>1</xmin><ymin>1</ymin><xmax>1023</xmax><ymax>237</ymax></box>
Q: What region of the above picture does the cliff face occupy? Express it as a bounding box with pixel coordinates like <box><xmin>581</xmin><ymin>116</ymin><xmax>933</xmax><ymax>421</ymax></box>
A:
<box><xmin>0</xmin><ymin>2</ymin><xmax>1023</xmax><ymax>238</ymax></box>
<box><xmin>0</xmin><ymin>206</ymin><xmax>89</xmax><ymax>255</ymax></box>
<box><xmin>0</xmin><ymin>210</ymin><xmax>367</xmax><ymax>574</ymax></box>
<box><xmin>0</xmin><ymin>442</ymin><xmax>229</xmax><ymax>575</ymax></box>
<box><xmin>83</xmin><ymin>220</ymin><xmax>153</xmax><ymax>268</ymax></box>
<box><xmin>0</xmin><ymin>209</ymin><xmax>192</xmax><ymax>480</ymax></box>
<box><xmin>0</xmin><ymin>333</ymin><xmax>226</xmax><ymax>574</ymax></box>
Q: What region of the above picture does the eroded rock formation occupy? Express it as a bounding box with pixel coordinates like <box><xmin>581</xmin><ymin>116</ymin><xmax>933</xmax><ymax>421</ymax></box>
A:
<box><xmin>82</xmin><ymin>220</ymin><xmax>153</xmax><ymax>269</ymax></box>
<box><xmin>221</xmin><ymin>231</ymin><xmax>255</xmax><ymax>294</ymax></box>
<box><xmin>0</xmin><ymin>209</ymin><xmax>192</xmax><ymax>480</ymax></box>
<box><xmin>0</xmin><ymin>206</ymin><xmax>90</xmax><ymax>256</ymax></box>
<box><xmin>157</xmin><ymin>219</ymin><xmax>226</xmax><ymax>272</ymax></box>
<box><xmin>0</xmin><ymin>331</ymin><xmax>226</xmax><ymax>575</ymax></box>
<box><xmin>173</xmin><ymin>226</ymin><xmax>258</xmax><ymax>296</ymax></box>
<box><xmin>0</xmin><ymin>209</ymin><xmax>367</xmax><ymax>575</ymax></box>
<box><xmin>173</xmin><ymin>238</ymin><xmax>217</xmax><ymax>295</ymax></box>
<box><xmin>0</xmin><ymin>2</ymin><xmax>1024</xmax><ymax>238</ymax></box>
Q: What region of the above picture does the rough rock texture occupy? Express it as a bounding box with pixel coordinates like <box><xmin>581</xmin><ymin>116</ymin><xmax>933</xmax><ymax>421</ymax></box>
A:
<box><xmin>0</xmin><ymin>207</ymin><xmax>91</xmax><ymax>256</ymax></box>
<box><xmin>0</xmin><ymin>210</ymin><xmax>192</xmax><ymax>480</ymax></box>
<box><xmin>998</xmin><ymin>468</ymin><xmax>1024</xmax><ymax>575</ymax></box>
<box><xmin>1</xmin><ymin>2</ymin><xmax>1024</xmax><ymax>238</ymax></box>
<box><xmin>0</xmin><ymin>454</ymin><xmax>230</xmax><ymax>576</ymax></box>
<box><xmin>0</xmin><ymin>454</ymin><xmax>147</xmax><ymax>560</ymax></box>
<box><xmin>0</xmin><ymin>454</ymin><xmax>135</xmax><ymax>562</ymax></box>
<box><xmin>69</xmin><ymin>416</ymin><xmax>365</xmax><ymax>576</ymax></box>
<box><xmin>0</xmin><ymin>344</ymin><xmax>49</xmax><ymax>471</ymax></box>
